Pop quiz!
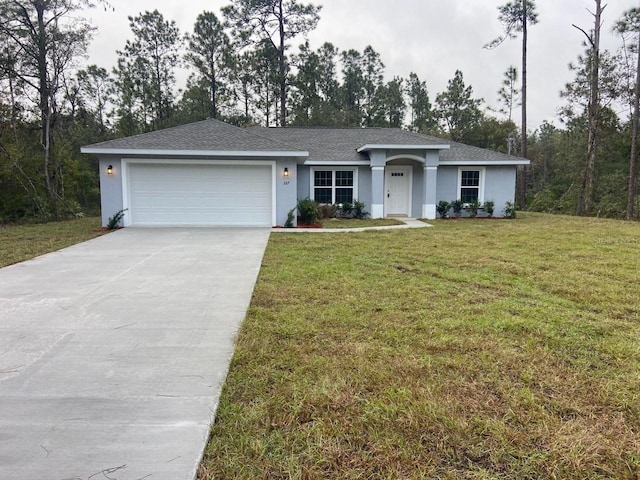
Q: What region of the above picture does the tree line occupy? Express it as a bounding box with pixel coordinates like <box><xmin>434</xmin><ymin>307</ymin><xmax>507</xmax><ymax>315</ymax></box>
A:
<box><xmin>0</xmin><ymin>0</ymin><xmax>638</xmax><ymax>223</ymax></box>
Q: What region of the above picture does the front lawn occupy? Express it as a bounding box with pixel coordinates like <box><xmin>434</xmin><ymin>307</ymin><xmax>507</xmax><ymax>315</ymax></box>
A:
<box><xmin>200</xmin><ymin>212</ymin><xmax>640</xmax><ymax>479</ymax></box>
<box><xmin>0</xmin><ymin>217</ymin><xmax>104</xmax><ymax>268</ymax></box>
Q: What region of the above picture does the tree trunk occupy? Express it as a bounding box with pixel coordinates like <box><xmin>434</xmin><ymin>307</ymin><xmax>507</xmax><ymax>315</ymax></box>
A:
<box><xmin>210</xmin><ymin>52</ymin><xmax>217</xmax><ymax>119</ymax></box>
<box><xmin>211</xmin><ymin>76</ymin><xmax>217</xmax><ymax>119</ymax></box>
<box><xmin>517</xmin><ymin>0</ymin><xmax>528</xmax><ymax>210</ymax></box>
<box><xmin>36</xmin><ymin>2</ymin><xmax>58</xmax><ymax>219</ymax></box>
<box><xmin>278</xmin><ymin>0</ymin><xmax>286</xmax><ymax>126</ymax></box>
<box><xmin>580</xmin><ymin>0</ymin><xmax>603</xmax><ymax>216</ymax></box>
<box><xmin>626</xmin><ymin>35</ymin><xmax>640</xmax><ymax>220</ymax></box>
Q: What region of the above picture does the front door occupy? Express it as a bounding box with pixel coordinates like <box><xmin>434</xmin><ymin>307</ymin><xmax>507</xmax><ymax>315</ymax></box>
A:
<box><xmin>385</xmin><ymin>166</ymin><xmax>412</xmax><ymax>216</ymax></box>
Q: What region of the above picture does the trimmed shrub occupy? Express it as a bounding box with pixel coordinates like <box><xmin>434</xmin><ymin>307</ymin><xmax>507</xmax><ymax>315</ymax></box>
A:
<box><xmin>503</xmin><ymin>201</ymin><xmax>516</xmax><ymax>219</ymax></box>
<box><xmin>317</xmin><ymin>203</ymin><xmax>338</xmax><ymax>219</ymax></box>
<box><xmin>436</xmin><ymin>200</ymin><xmax>451</xmax><ymax>219</ymax></box>
<box><xmin>484</xmin><ymin>200</ymin><xmax>495</xmax><ymax>218</ymax></box>
<box><xmin>451</xmin><ymin>199</ymin><xmax>464</xmax><ymax>217</ymax></box>
<box><xmin>297</xmin><ymin>198</ymin><xmax>318</xmax><ymax>225</ymax></box>
<box><xmin>352</xmin><ymin>200</ymin><xmax>369</xmax><ymax>219</ymax></box>
<box><xmin>338</xmin><ymin>202</ymin><xmax>353</xmax><ymax>218</ymax></box>
<box><xmin>467</xmin><ymin>199</ymin><xmax>479</xmax><ymax>218</ymax></box>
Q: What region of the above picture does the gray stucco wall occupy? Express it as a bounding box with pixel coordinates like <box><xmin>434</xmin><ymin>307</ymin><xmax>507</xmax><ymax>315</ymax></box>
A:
<box><xmin>357</xmin><ymin>167</ymin><xmax>372</xmax><ymax>208</ymax></box>
<box><xmin>435</xmin><ymin>165</ymin><xmax>517</xmax><ymax>217</ymax></box>
<box><xmin>97</xmin><ymin>154</ymin><xmax>518</xmax><ymax>225</ymax></box>
<box><xmin>485</xmin><ymin>167</ymin><xmax>517</xmax><ymax>214</ymax></box>
<box><xmin>297</xmin><ymin>165</ymin><xmax>310</xmax><ymax>200</ymax></box>
<box><xmin>435</xmin><ymin>166</ymin><xmax>459</xmax><ymax>205</ymax></box>
<box><xmin>99</xmin><ymin>157</ymin><xmax>124</xmax><ymax>227</ymax></box>
<box><xmin>275</xmin><ymin>159</ymin><xmax>298</xmax><ymax>226</ymax></box>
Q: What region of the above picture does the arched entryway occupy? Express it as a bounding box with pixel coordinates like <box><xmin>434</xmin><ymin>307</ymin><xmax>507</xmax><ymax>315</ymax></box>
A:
<box><xmin>384</xmin><ymin>157</ymin><xmax>423</xmax><ymax>217</ymax></box>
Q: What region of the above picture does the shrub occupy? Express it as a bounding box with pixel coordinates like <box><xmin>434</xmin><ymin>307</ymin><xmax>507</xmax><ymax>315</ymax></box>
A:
<box><xmin>107</xmin><ymin>209</ymin><xmax>127</xmax><ymax>230</ymax></box>
<box><xmin>297</xmin><ymin>198</ymin><xmax>318</xmax><ymax>225</ymax></box>
<box><xmin>285</xmin><ymin>207</ymin><xmax>295</xmax><ymax>228</ymax></box>
<box><xmin>338</xmin><ymin>202</ymin><xmax>353</xmax><ymax>218</ymax></box>
<box><xmin>467</xmin><ymin>199</ymin><xmax>479</xmax><ymax>218</ymax></box>
<box><xmin>317</xmin><ymin>203</ymin><xmax>338</xmax><ymax>219</ymax></box>
<box><xmin>436</xmin><ymin>200</ymin><xmax>451</xmax><ymax>219</ymax></box>
<box><xmin>503</xmin><ymin>201</ymin><xmax>516</xmax><ymax>219</ymax></box>
<box><xmin>484</xmin><ymin>200</ymin><xmax>495</xmax><ymax>218</ymax></box>
<box><xmin>451</xmin><ymin>199</ymin><xmax>464</xmax><ymax>217</ymax></box>
<box><xmin>352</xmin><ymin>200</ymin><xmax>369</xmax><ymax>219</ymax></box>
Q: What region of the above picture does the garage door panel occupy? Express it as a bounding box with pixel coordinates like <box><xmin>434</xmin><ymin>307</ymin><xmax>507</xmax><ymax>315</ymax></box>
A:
<box><xmin>128</xmin><ymin>163</ymin><xmax>272</xmax><ymax>226</ymax></box>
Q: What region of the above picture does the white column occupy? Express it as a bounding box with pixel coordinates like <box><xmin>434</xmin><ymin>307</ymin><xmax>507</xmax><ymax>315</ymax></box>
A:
<box><xmin>422</xmin><ymin>165</ymin><xmax>438</xmax><ymax>219</ymax></box>
<box><xmin>371</xmin><ymin>166</ymin><xmax>385</xmax><ymax>218</ymax></box>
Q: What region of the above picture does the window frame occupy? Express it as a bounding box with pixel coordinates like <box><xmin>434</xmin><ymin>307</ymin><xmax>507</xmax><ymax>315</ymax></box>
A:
<box><xmin>457</xmin><ymin>167</ymin><xmax>485</xmax><ymax>204</ymax></box>
<box><xmin>310</xmin><ymin>167</ymin><xmax>358</xmax><ymax>204</ymax></box>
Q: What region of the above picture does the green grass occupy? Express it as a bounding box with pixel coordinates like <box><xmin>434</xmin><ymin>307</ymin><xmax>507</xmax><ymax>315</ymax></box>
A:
<box><xmin>0</xmin><ymin>217</ymin><xmax>104</xmax><ymax>268</ymax></box>
<box><xmin>200</xmin><ymin>212</ymin><xmax>640</xmax><ymax>479</ymax></box>
<box><xmin>319</xmin><ymin>218</ymin><xmax>405</xmax><ymax>228</ymax></box>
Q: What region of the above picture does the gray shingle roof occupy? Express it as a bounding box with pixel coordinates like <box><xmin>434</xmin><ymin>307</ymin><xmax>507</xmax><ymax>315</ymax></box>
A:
<box><xmin>249</xmin><ymin>126</ymin><xmax>447</xmax><ymax>162</ymax></box>
<box><xmin>82</xmin><ymin>120</ymin><xmax>528</xmax><ymax>164</ymax></box>
<box><xmin>251</xmin><ymin>126</ymin><xmax>527</xmax><ymax>164</ymax></box>
<box><xmin>82</xmin><ymin>119</ymin><xmax>301</xmax><ymax>152</ymax></box>
<box><xmin>439</xmin><ymin>139</ymin><xmax>527</xmax><ymax>163</ymax></box>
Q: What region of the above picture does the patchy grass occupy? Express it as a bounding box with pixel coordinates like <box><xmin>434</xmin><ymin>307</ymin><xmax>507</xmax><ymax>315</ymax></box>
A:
<box><xmin>319</xmin><ymin>217</ymin><xmax>405</xmax><ymax>229</ymax></box>
<box><xmin>0</xmin><ymin>217</ymin><xmax>104</xmax><ymax>268</ymax></box>
<box><xmin>201</xmin><ymin>212</ymin><xmax>640</xmax><ymax>479</ymax></box>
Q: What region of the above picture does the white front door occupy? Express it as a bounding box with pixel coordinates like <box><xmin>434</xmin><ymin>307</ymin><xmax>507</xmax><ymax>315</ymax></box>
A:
<box><xmin>385</xmin><ymin>166</ymin><xmax>412</xmax><ymax>216</ymax></box>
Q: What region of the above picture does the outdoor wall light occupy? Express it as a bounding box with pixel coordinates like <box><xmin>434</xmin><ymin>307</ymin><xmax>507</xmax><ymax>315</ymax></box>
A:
<box><xmin>283</xmin><ymin>167</ymin><xmax>289</xmax><ymax>177</ymax></box>
<box><xmin>107</xmin><ymin>165</ymin><xmax>113</xmax><ymax>175</ymax></box>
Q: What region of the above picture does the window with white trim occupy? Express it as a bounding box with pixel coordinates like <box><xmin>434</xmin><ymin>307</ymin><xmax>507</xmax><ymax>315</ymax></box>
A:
<box><xmin>458</xmin><ymin>168</ymin><xmax>484</xmax><ymax>203</ymax></box>
<box><xmin>311</xmin><ymin>168</ymin><xmax>357</xmax><ymax>204</ymax></box>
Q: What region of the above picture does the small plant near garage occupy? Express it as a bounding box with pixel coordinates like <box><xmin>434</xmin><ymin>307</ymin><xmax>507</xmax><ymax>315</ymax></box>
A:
<box><xmin>284</xmin><ymin>207</ymin><xmax>296</xmax><ymax>228</ymax></box>
<box><xmin>107</xmin><ymin>209</ymin><xmax>127</xmax><ymax>230</ymax></box>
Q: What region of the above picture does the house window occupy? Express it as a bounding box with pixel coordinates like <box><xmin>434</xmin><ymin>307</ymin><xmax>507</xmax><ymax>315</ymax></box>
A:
<box><xmin>458</xmin><ymin>168</ymin><xmax>484</xmax><ymax>203</ymax></box>
<box><xmin>312</xmin><ymin>169</ymin><xmax>356</xmax><ymax>204</ymax></box>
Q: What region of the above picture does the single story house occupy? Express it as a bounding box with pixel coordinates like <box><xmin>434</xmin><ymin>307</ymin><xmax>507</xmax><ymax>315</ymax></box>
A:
<box><xmin>81</xmin><ymin>119</ymin><xmax>529</xmax><ymax>227</ymax></box>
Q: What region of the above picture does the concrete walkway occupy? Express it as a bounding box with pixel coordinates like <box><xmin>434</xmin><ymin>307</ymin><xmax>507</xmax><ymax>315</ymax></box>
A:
<box><xmin>272</xmin><ymin>217</ymin><xmax>431</xmax><ymax>233</ymax></box>
<box><xmin>0</xmin><ymin>228</ymin><xmax>270</xmax><ymax>480</ymax></box>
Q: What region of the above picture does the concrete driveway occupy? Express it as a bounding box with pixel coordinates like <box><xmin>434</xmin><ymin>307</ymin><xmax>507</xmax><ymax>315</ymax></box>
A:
<box><xmin>0</xmin><ymin>228</ymin><xmax>270</xmax><ymax>480</ymax></box>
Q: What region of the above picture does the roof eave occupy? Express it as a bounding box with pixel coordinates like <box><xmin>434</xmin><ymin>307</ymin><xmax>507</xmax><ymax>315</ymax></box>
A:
<box><xmin>439</xmin><ymin>160</ymin><xmax>531</xmax><ymax>166</ymax></box>
<box><xmin>356</xmin><ymin>143</ymin><xmax>451</xmax><ymax>153</ymax></box>
<box><xmin>80</xmin><ymin>147</ymin><xmax>309</xmax><ymax>158</ymax></box>
<box><xmin>304</xmin><ymin>160</ymin><xmax>371</xmax><ymax>166</ymax></box>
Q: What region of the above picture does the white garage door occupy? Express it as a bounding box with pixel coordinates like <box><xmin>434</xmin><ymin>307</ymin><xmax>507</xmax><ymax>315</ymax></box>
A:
<box><xmin>127</xmin><ymin>162</ymin><xmax>273</xmax><ymax>226</ymax></box>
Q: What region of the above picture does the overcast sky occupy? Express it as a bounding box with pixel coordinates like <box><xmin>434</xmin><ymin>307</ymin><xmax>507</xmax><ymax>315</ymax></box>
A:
<box><xmin>84</xmin><ymin>0</ymin><xmax>637</xmax><ymax>130</ymax></box>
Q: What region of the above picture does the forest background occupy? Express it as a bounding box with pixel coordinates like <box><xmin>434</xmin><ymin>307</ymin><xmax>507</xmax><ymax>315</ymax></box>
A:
<box><xmin>0</xmin><ymin>0</ymin><xmax>638</xmax><ymax>223</ymax></box>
